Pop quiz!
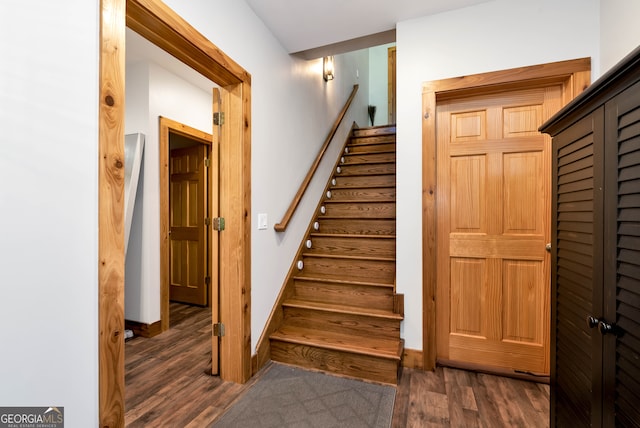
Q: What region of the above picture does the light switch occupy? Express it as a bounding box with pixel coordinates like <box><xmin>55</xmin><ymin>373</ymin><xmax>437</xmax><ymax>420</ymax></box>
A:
<box><xmin>258</xmin><ymin>213</ymin><xmax>268</xmax><ymax>230</ymax></box>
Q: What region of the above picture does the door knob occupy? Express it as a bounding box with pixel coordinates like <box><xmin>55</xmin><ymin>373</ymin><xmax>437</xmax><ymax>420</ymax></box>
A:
<box><xmin>545</xmin><ymin>243</ymin><xmax>552</xmax><ymax>252</ymax></box>
<box><xmin>598</xmin><ymin>321</ymin><xmax>618</xmax><ymax>336</ymax></box>
<box><xmin>586</xmin><ymin>315</ymin><xmax>599</xmax><ymax>329</ymax></box>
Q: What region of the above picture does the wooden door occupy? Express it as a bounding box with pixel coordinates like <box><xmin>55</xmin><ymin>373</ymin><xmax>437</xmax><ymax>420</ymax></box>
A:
<box><xmin>436</xmin><ymin>85</ymin><xmax>563</xmax><ymax>374</ymax></box>
<box><xmin>169</xmin><ymin>144</ymin><xmax>208</xmax><ymax>306</ymax></box>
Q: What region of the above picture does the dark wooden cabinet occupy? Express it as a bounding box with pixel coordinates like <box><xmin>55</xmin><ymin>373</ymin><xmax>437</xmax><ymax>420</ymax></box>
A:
<box><xmin>541</xmin><ymin>47</ymin><xmax>640</xmax><ymax>428</ymax></box>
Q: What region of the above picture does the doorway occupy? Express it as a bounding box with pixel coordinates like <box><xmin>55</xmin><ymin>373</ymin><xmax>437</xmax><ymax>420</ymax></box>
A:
<box><xmin>435</xmin><ymin>84</ymin><xmax>562</xmax><ymax>374</ymax></box>
<box><xmin>421</xmin><ymin>58</ymin><xmax>591</xmax><ymax>373</ymax></box>
<box><xmin>99</xmin><ymin>1</ymin><xmax>252</xmax><ymax>425</ymax></box>
<box><xmin>167</xmin><ymin>128</ymin><xmax>212</xmax><ymax>307</ymax></box>
<box><xmin>159</xmin><ymin>117</ymin><xmax>220</xmax><ymax>375</ymax></box>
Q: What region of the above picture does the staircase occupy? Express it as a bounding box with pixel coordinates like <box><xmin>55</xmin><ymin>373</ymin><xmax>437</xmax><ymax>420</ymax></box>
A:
<box><xmin>269</xmin><ymin>125</ymin><xmax>403</xmax><ymax>385</ymax></box>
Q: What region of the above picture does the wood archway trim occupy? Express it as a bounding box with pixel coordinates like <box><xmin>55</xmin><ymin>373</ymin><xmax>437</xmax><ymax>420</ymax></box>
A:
<box><xmin>99</xmin><ymin>0</ymin><xmax>252</xmax><ymax>426</ymax></box>
<box><xmin>421</xmin><ymin>57</ymin><xmax>591</xmax><ymax>372</ymax></box>
<box><xmin>126</xmin><ymin>0</ymin><xmax>250</xmax><ymax>86</ymax></box>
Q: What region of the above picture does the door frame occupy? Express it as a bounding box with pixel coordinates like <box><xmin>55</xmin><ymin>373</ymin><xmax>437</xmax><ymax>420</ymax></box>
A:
<box><xmin>388</xmin><ymin>46</ymin><xmax>396</xmax><ymax>124</ymax></box>
<box><xmin>160</xmin><ymin>117</ymin><xmax>214</xmax><ymax>328</ymax></box>
<box><xmin>421</xmin><ymin>58</ymin><xmax>591</xmax><ymax>371</ymax></box>
<box><xmin>99</xmin><ymin>0</ymin><xmax>252</xmax><ymax>426</ymax></box>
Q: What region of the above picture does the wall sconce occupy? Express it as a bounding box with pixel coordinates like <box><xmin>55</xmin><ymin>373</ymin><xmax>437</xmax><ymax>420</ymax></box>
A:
<box><xmin>323</xmin><ymin>56</ymin><xmax>335</xmax><ymax>81</ymax></box>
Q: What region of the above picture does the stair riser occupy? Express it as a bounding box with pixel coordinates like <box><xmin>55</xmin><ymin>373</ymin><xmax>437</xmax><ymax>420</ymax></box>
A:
<box><xmin>306</xmin><ymin>236</ymin><xmax>395</xmax><ymax>257</ymax></box>
<box><xmin>337</xmin><ymin>163</ymin><xmax>395</xmax><ymax>176</ymax></box>
<box><xmin>351</xmin><ymin>132</ymin><xmax>395</xmax><ymax>141</ymax></box>
<box><xmin>299</xmin><ymin>257</ymin><xmax>395</xmax><ymax>283</ymax></box>
<box><xmin>346</xmin><ymin>143</ymin><xmax>396</xmax><ymax>154</ymax></box>
<box><xmin>315</xmin><ymin>218</ymin><xmax>396</xmax><ymax>235</ymax></box>
<box><xmin>328</xmin><ymin>187</ymin><xmax>395</xmax><ymax>201</ymax></box>
<box><xmin>270</xmin><ymin>341</ymin><xmax>399</xmax><ymax>384</ymax></box>
<box><xmin>293</xmin><ymin>280</ymin><xmax>394</xmax><ymax>311</ymax></box>
<box><xmin>341</xmin><ymin>153</ymin><xmax>395</xmax><ymax>164</ymax></box>
<box><xmin>321</xmin><ymin>202</ymin><xmax>395</xmax><ymax>218</ymax></box>
<box><xmin>332</xmin><ymin>174</ymin><xmax>395</xmax><ymax>188</ymax></box>
<box><xmin>282</xmin><ymin>307</ymin><xmax>400</xmax><ymax>339</ymax></box>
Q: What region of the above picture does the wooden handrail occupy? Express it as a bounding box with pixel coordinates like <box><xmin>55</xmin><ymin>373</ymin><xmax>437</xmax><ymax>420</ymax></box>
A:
<box><xmin>274</xmin><ymin>84</ymin><xmax>359</xmax><ymax>232</ymax></box>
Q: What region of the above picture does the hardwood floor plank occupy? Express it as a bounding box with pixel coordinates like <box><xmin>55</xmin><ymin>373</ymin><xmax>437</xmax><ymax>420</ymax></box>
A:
<box><xmin>125</xmin><ymin>393</ymin><xmax>168</xmax><ymax>427</ymax></box>
<box><xmin>391</xmin><ymin>368</ymin><xmax>412</xmax><ymax>427</ymax></box>
<box><xmin>126</xmin><ymin>304</ymin><xmax>550</xmax><ymax>427</ymax></box>
<box><xmin>405</xmin><ymin>368</ymin><xmax>450</xmax><ymax>427</ymax></box>
<box><xmin>444</xmin><ymin>368</ymin><xmax>470</xmax><ymax>427</ymax></box>
<box><xmin>468</xmin><ymin>372</ymin><xmax>514</xmax><ymax>428</ymax></box>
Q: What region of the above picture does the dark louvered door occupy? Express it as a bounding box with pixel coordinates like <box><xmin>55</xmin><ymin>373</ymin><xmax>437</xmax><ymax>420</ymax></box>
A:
<box><xmin>551</xmin><ymin>108</ymin><xmax>605</xmax><ymax>427</ymax></box>
<box><xmin>603</xmin><ymin>82</ymin><xmax>640</xmax><ymax>428</ymax></box>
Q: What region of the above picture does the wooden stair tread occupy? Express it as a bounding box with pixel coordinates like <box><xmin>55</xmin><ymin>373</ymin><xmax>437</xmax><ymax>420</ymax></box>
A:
<box><xmin>349</xmin><ymin>139</ymin><xmax>396</xmax><ymax>145</ymax></box>
<box><xmin>336</xmin><ymin>172</ymin><xmax>395</xmax><ymax>176</ymax></box>
<box><xmin>319</xmin><ymin>215</ymin><xmax>396</xmax><ymax>220</ymax></box>
<box><xmin>352</xmin><ymin>129</ymin><xmax>396</xmax><ymax>137</ymax></box>
<box><xmin>323</xmin><ymin>199</ymin><xmax>395</xmax><ymax>204</ymax></box>
<box><xmin>283</xmin><ymin>298</ymin><xmax>402</xmax><ymax>320</ymax></box>
<box><xmin>345</xmin><ymin>151</ymin><xmax>395</xmax><ymax>157</ymax></box>
<box><xmin>310</xmin><ymin>233</ymin><xmax>396</xmax><ymax>239</ymax></box>
<box><xmin>270</xmin><ymin>326</ymin><xmax>402</xmax><ymax>360</ymax></box>
<box><xmin>330</xmin><ymin>185</ymin><xmax>395</xmax><ymax>190</ymax></box>
<box><xmin>346</xmin><ymin>144</ymin><xmax>396</xmax><ymax>151</ymax></box>
<box><xmin>340</xmin><ymin>161</ymin><xmax>394</xmax><ymax>166</ymax></box>
<box><xmin>293</xmin><ymin>275</ymin><xmax>394</xmax><ymax>288</ymax></box>
<box><xmin>336</xmin><ymin>171</ymin><xmax>395</xmax><ymax>177</ymax></box>
<box><xmin>351</xmin><ymin>135</ymin><xmax>396</xmax><ymax>140</ymax></box>
<box><xmin>302</xmin><ymin>253</ymin><xmax>395</xmax><ymax>262</ymax></box>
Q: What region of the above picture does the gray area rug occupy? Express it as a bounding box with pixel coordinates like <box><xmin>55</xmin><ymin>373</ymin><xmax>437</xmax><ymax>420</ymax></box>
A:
<box><xmin>212</xmin><ymin>363</ymin><xmax>396</xmax><ymax>428</ymax></box>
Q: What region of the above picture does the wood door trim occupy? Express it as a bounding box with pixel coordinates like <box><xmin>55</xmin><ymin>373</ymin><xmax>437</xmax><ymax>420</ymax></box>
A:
<box><xmin>99</xmin><ymin>1</ymin><xmax>126</xmax><ymax>425</ymax></box>
<box><xmin>421</xmin><ymin>57</ymin><xmax>591</xmax><ymax>371</ymax></box>
<box><xmin>388</xmin><ymin>46</ymin><xmax>396</xmax><ymax>125</ymax></box>
<box><xmin>160</xmin><ymin>117</ymin><xmax>212</xmax><ymax>332</ymax></box>
<box><xmin>126</xmin><ymin>0</ymin><xmax>250</xmax><ymax>86</ymax></box>
<box><xmin>100</xmin><ymin>1</ymin><xmax>252</xmax><ymax>425</ymax></box>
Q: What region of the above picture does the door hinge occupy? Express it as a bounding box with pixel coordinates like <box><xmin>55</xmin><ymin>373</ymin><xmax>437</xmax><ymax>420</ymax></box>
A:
<box><xmin>213</xmin><ymin>217</ymin><xmax>225</xmax><ymax>231</ymax></box>
<box><xmin>213</xmin><ymin>322</ymin><xmax>225</xmax><ymax>337</ymax></box>
<box><xmin>204</xmin><ymin>217</ymin><xmax>211</xmax><ymax>226</ymax></box>
<box><xmin>204</xmin><ymin>157</ymin><xmax>210</xmax><ymax>167</ymax></box>
<box><xmin>205</xmin><ymin>276</ymin><xmax>211</xmax><ymax>286</ymax></box>
<box><xmin>213</xmin><ymin>112</ymin><xmax>225</xmax><ymax>126</ymax></box>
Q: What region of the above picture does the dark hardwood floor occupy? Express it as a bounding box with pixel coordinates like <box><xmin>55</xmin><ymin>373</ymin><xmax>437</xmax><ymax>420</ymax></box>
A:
<box><xmin>125</xmin><ymin>303</ymin><xmax>549</xmax><ymax>427</ymax></box>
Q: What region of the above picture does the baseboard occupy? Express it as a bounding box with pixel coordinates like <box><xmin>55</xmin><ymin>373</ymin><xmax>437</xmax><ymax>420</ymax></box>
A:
<box><xmin>251</xmin><ymin>354</ymin><xmax>260</xmax><ymax>377</ymax></box>
<box><xmin>125</xmin><ymin>319</ymin><xmax>162</xmax><ymax>338</ymax></box>
<box><xmin>402</xmin><ymin>348</ymin><xmax>424</xmax><ymax>370</ymax></box>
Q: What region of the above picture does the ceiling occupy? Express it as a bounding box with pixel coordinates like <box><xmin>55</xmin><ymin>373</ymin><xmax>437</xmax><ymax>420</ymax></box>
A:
<box><xmin>126</xmin><ymin>0</ymin><xmax>495</xmax><ymax>89</ymax></box>
<box><xmin>244</xmin><ymin>0</ymin><xmax>494</xmax><ymax>57</ymax></box>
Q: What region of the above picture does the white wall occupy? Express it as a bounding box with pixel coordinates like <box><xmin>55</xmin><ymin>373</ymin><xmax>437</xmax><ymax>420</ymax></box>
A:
<box><xmin>369</xmin><ymin>43</ymin><xmax>396</xmax><ymax>126</ymax></box>
<box><xmin>600</xmin><ymin>0</ymin><xmax>640</xmax><ymax>73</ymax></box>
<box><xmin>0</xmin><ymin>0</ymin><xmax>100</xmax><ymax>425</ymax></box>
<box><xmin>395</xmin><ymin>0</ymin><xmax>600</xmax><ymax>350</ymax></box>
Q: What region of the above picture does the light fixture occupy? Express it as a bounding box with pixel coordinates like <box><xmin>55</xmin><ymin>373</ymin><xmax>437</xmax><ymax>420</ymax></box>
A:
<box><xmin>323</xmin><ymin>56</ymin><xmax>335</xmax><ymax>81</ymax></box>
